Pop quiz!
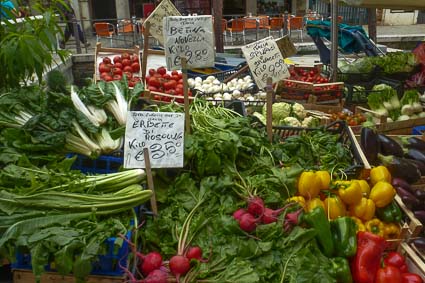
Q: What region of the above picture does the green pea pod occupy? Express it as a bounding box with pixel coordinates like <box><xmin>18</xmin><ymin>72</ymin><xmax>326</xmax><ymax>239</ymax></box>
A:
<box><xmin>330</xmin><ymin>216</ymin><xmax>357</xmax><ymax>258</ymax></box>
<box><xmin>330</xmin><ymin>257</ymin><xmax>353</xmax><ymax>283</ymax></box>
<box><xmin>302</xmin><ymin>206</ymin><xmax>334</xmax><ymax>257</ymax></box>
<box><xmin>376</xmin><ymin>200</ymin><xmax>402</xmax><ymax>223</ymax></box>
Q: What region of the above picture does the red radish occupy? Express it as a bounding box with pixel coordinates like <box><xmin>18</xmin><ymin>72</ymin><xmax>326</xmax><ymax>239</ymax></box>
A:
<box><xmin>247</xmin><ymin>196</ymin><xmax>265</xmax><ymax>217</ymax></box>
<box><xmin>233</xmin><ymin>208</ymin><xmax>247</xmax><ymax>221</ymax></box>
<box><xmin>143</xmin><ymin>269</ymin><xmax>168</xmax><ymax>283</ymax></box>
<box><xmin>261</xmin><ymin>207</ymin><xmax>286</xmax><ymax>224</ymax></box>
<box><xmin>239</xmin><ymin>213</ymin><xmax>257</xmax><ymax>232</ymax></box>
<box><xmin>186</xmin><ymin>246</ymin><xmax>202</xmax><ymax>261</ymax></box>
<box><xmin>140</xmin><ymin>251</ymin><xmax>163</xmax><ymax>276</ymax></box>
<box><xmin>169</xmin><ymin>255</ymin><xmax>190</xmax><ymax>278</ymax></box>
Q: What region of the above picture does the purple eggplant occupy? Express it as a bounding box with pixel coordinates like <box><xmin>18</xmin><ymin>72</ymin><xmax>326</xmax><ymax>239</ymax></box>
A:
<box><xmin>405</xmin><ymin>148</ymin><xmax>425</xmax><ymax>164</ymax></box>
<box><xmin>406</xmin><ymin>159</ymin><xmax>425</xmax><ymax>176</ymax></box>
<box><xmin>392</xmin><ymin>178</ymin><xmax>413</xmax><ymax>193</ymax></box>
<box><xmin>414</xmin><ymin>189</ymin><xmax>425</xmax><ymax>201</ymax></box>
<box><xmin>378</xmin><ymin>154</ymin><xmax>421</xmax><ymax>184</ymax></box>
<box><xmin>414</xmin><ymin>210</ymin><xmax>425</xmax><ymax>225</ymax></box>
<box><xmin>378</xmin><ymin>134</ymin><xmax>404</xmax><ymax>157</ymax></box>
<box><xmin>401</xmin><ymin>195</ymin><xmax>422</xmax><ymax>211</ymax></box>
<box><xmin>360</xmin><ymin>127</ymin><xmax>380</xmax><ymax>165</ymax></box>
<box><xmin>406</xmin><ymin>137</ymin><xmax>425</xmax><ymax>151</ymax></box>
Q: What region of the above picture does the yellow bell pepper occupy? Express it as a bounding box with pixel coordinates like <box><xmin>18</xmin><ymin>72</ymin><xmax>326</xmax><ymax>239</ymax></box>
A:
<box><xmin>369</xmin><ymin>181</ymin><xmax>396</xmax><ymax>208</ymax></box>
<box><xmin>349</xmin><ymin>197</ymin><xmax>376</xmax><ymax>221</ymax></box>
<box><xmin>357</xmin><ymin>179</ymin><xmax>371</xmax><ymax>197</ymax></box>
<box><xmin>351</xmin><ymin>216</ymin><xmax>366</xmax><ymax>232</ymax></box>
<box><xmin>324</xmin><ymin>195</ymin><xmax>346</xmax><ymax>220</ymax></box>
<box><xmin>370</xmin><ymin>166</ymin><xmax>391</xmax><ymax>186</ymax></box>
<box><xmin>288</xmin><ymin>196</ymin><xmax>306</xmax><ymax>209</ymax></box>
<box><xmin>365</xmin><ymin>218</ymin><xmax>385</xmax><ymax>237</ymax></box>
<box><xmin>383</xmin><ymin>222</ymin><xmax>401</xmax><ymax>239</ymax></box>
<box><xmin>316</xmin><ymin>171</ymin><xmax>331</xmax><ymax>190</ymax></box>
<box><xmin>298</xmin><ymin>171</ymin><xmax>321</xmax><ymax>199</ymax></box>
<box><xmin>306</xmin><ymin>197</ymin><xmax>325</xmax><ymax>212</ymax></box>
<box><xmin>338</xmin><ymin>180</ymin><xmax>363</xmax><ymax>205</ymax></box>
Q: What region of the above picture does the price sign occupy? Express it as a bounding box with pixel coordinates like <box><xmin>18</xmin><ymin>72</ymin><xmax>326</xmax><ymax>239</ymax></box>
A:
<box><xmin>163</xmin><ymin>16</ymin><xmax>215</xmax><ymax>70</ymax></box>
<box><xmin>124</xmin><ymin>111</ymin><xmax>185</xmax><ymax>168</ymax></box>
<box><xmin>241</xmin><ymin>36</ymin><xmax>290</xmax><ymax>89</ymax></box>
<box><xmin>143</xmin><ymin>0</ymin><xmax>181</xmax><ymax>46</ymax></box>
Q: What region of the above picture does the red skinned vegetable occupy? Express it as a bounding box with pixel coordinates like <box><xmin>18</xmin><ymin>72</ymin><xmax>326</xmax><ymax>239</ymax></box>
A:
<box><xmin>376</xmin><ymin>265</ymin><xmax>402</xmax><ymax>283</ymax></box>
<box><xmin>384</xmin><ymin>251</ymin><xmax>408</xmax><ymax>273</ymax></box>
<box><xmin>402</xmin><ymin>273</ymin><xmax>424</xmax><ymax>283</ymax></box>
<box><xmin>351</xmin><ymin>231</ymin><xmax>386</xmax><ymax>283</ymax></box>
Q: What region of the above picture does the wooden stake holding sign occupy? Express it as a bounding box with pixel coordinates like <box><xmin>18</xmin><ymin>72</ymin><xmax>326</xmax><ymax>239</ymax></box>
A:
<box><xmin>181</xmin><ymin>57</ymin><xmax>191</xmax><ymax>134</ymax></box>
<box><xmin>143</xmin><ymin>148</ymin><xmax>158</xmax><ymax>216</ymax></box>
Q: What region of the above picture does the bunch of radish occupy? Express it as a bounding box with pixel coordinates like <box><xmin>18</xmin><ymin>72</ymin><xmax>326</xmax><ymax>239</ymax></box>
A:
<box><xmin>233</xmin><ymin>196</ymin><xmax>296</xmax><ymax>233</ymax></box>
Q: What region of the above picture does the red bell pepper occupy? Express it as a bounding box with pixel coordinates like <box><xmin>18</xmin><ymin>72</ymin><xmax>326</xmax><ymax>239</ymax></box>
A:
<box><xmin>376</xmin><ymin>265</ymin><xmax>402</xmax><ymax>283</ymax></box>
<box><xmin>351</xmin><ymin>231</ymin><xmax>386</xmax><ymax>283</ymax></box>
<box><xmin>402</xmin><ymin>273</ymin><xmax>424</xmax><ymax>283</ymax></box>
<box><xmin>384</xmin><ymin>251</ymin><xmax>408</xmax><ymax>273</ymax></box>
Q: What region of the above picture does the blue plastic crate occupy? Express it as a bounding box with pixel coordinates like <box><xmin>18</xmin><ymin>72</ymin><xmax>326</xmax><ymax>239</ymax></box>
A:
<box><xmin>68</xmin><ymin>153</ymin><xmax>123</xmax><ymax>174</ymax></box>
<box><xmin>12</xmin><ymin>230</ymin><xmax>132</xmax><ymax>276</ymax></box>
<box><xmin>412</xmin><ymin>126</ymin><xmax>425</xmax><ymax>135</ymax></box>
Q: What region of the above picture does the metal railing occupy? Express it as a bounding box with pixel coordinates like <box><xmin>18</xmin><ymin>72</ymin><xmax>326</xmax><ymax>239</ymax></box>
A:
<box><xmin>313</xmin><ymin>1</ymin><xmax>368</xmax><ymax>25</ymax></box>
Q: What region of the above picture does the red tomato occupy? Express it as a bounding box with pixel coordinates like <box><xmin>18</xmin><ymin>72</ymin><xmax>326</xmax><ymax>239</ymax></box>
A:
<box><xmin>401</xmin><ymin>273</ymin><xmax>423</xmax><ymax>283</ymax></box>
<box><xmin>149</xmin><ymin>77</ymin><xmax>161</xmax><ymax>88</ymax></box>
<box><xmin>177</xmin><ymin>73</ymin><xmax>183</xmax><ymax>79</ymax></box>
<box><xmin>131</xmin><ymin>62</ymin><xmax>140</xmax><ymax>72</ymax></box>
<box><xmin>106</xmin><ymin>63</ymin><xmax>114</xmax><ymax>69</ymax></box>
<box><xmin>121</xmin><ymin>53</ymin><xmax>131</xmax><ymax>60</ymax></box>
<box><xmin>123</xmin><ymin>71</ymin><xmax>133</xmax><ymax>79</ymax></box>
<box><xmin>168</xmin><ymin>80</ymin><xmax>177</xmax><ymax>88</ymax></box>
<box><xmin>175</xmin><ymin>87</ymin><xmax>183</xmax><ymax>95</ymax></box>
<box><xmin>100</xmin><ymin>72</ymin><xmax>109</xmax><ymax>79</ymax></box>
<box><xmin>123</xmin><ymin>66</ymin><xmax>133</xmax><ymax>73</ymax></box>
<box><xmin>162</xmin><ymin>73</ymin><xmax>171</xmax><ymax>80</ymax></box>
<box><xmin>171</xmin><ymin>75</ymin><xmax>179</xmax><ymax>81</ymax></box>
<box><xmin>171</xmin><ymin>70</ymin><xmax>179</xmax><ymax>76</ymax></box>
<box><xmin>122</xmin><ymin>59</ymin><xmax>131</xmax><ymax>67</ymax></box>
<box><xmin>112</xmin><ymin>67</ymin><xmax>122</xmax><ymax>76</ymax></box>
<box><xmin>178</xmin><ymin>78</ymin><xmax>183</xmax><ymax>84</ymax></box>
<box><xmin>165</xmin><ymin>89</ymin><xmax>175</xmax><ymax>95</ymax></box>
<box><xmin>176</xmin><ymin>83</ymin><xmax>183</xmax><ymax>89</ymax></box>
<box><xmin>113</xmin><ymin>74</ymin><xmax>122</xmax><ymax>81</ymax></box>
<box><xmin>153</xmin><ymin>73</ymin><xmax>162</xmax><ymax>79</ymax></box>
<box><xmin>145</xmin><ymin>76</ymin><xmax>151</xmax><ymax>83</ymax></box>
<box><xmin>104</xmin><ymin>75</ymin><xmax>113</xmax><ymax>82</ymax></box>
<box><xmin>128</xmin><ymin>81</ymin><xmax>135</xmax><ymax>87</ymax></box>
<box><xmin>148</xmin><ymin>68</ymin><xmax>156</xmax><ymax>76</ymax></box>
<box><xmin>131</xmin><ymin>55</ymin><xmax>139</xmax><ymax>62</ymax></box>
<box><xmin>114</xmin><ymin>62</ymin><xmax>123</xmax><ymax>69</ymax></box>
<box><xmin>375</xmin><ymin>266</ymin><xmax>402</xmax><ymax>283</ymax></box>
<box><xmin>102</xmin><ymin>57</ymin><xmax>111</xmax><ymax>64</ymax></box>
<box><xmin>99</xmin><ymin>64</ymin><xmax>111</xmax><ymax>73</ymax></box>
<box><xmin>148</xmin><ymin>86</ymin><xmax>158</xmax><ymax>92</ymax></box>
<box><xmin>157</xmin><ymin>67</ymin><xmax>167</xmax><ymax>75</ymax></box>
<box><xmin>113</xmin><ymin>56</ymin><xmax>122</xmax><ymax>64</ymax></box>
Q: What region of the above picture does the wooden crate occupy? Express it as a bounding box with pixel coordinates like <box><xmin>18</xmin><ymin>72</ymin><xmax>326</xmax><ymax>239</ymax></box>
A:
<box><xmin>94</xmin><ymin>42</ymin><xmax>141</xmax><ymax>83</ymax></box>
<box><xmin>395</xmin><ymin>195</ymin><xmax>423</xmax><ymax>238</ymax></box>
<box><xmin>355</xmin><ymin>106</ymin><xmax>425</xmax><ymax>135</ymax></box>
<box><xmin>401</xmin><ymin>242</ymin><xmax>425</xmax><ymax>280</ymax></box>
<box><xmin>13</xmin><ymin>269</ymin><xmax>125</xmax><ymax>283</ymax></box>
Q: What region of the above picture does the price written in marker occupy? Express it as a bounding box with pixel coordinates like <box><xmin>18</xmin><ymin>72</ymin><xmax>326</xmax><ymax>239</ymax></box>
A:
<box><xmin>124</xmin><ymin>111</ymin><xmax>185</xmax><ymax>168</ymax></box>
<box><xmin>164</xmin><ymin>16</ymin><xmax>215</xmax><ymax>70</ymax></box>
<box><xmin>241</xmin><ymin>36</ymin><xmax>290</xmax><ymax>89</ymax></box>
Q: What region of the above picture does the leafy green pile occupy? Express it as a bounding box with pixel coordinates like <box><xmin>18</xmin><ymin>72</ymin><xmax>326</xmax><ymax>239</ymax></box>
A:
<box><xmin>139</xmin><ymin>100</ymin><xmax>338</xmax><ymax>282</ymax></box>
<box><xmin>0</xmin><ymin>156</ymin><xmax>150</xmax><ymax>281</ymax></box>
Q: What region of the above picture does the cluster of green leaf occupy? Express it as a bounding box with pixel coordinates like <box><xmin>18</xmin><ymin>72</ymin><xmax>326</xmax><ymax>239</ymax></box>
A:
<box><xmin>0</xmin><ymin>0</ymin><xmax>71</xmax><ymax>90</ymax></box>
<box><xmin>140</xmin><ymin>101</ymin><xmax>337</xmax><ymax>282</ymax></box>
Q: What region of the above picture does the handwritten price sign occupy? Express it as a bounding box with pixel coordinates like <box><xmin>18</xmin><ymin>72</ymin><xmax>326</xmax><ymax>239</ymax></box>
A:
<box><xmin>241</xmin><ymin>36</ymin><xmax>290</xmax><ymax>89</ymax></box>
<box><xmin>164</xmin><ymin>16</ymin><xmax>215</xmax><ymax>70</ymax></box>
<box><xmin>124</xmin><ymin>111</ymin><xmax>185</xmax><ymax>168</ymax></box>
<box><xmin>143</xmin><ymin>0</ymin><xmax>181</xmax><ymax>46</ymax></box>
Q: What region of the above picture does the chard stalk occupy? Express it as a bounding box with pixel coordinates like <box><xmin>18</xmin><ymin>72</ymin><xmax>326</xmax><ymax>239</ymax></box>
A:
<box><xmin>70</xmin><ymin>86</ymin><xmax>100</xmax><ymax>127</ymax></box>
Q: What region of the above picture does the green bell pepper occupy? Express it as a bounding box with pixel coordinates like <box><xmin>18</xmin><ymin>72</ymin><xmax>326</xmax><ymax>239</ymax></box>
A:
<box><xmin>302</xmin><ymin>206</ymin><xmax>334</xmax><ymax>257</ymax></box>
<box><xmin>330</xmin><ymin>257</ymin><xmax>353</xmax><ymax>283</ymax></box>
<box><xmin>375</xmin><ymin>200</ymin><xmax>402</xmax><ymax>223</ymax></box>
<box><xmin>330</xmin><ymin>216</ymin><xmax>357</xmax><ymax>257</ymax></box>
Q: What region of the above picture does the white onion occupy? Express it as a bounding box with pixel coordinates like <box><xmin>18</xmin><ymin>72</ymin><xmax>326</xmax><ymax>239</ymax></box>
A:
<box><xmin>223</xmin><ymin>93</ymin><xmax>232</xmax><ymax>100</ymax></box>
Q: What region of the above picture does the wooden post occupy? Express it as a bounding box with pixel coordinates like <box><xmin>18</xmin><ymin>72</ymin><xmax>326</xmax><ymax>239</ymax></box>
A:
<box><xmin>181</xmin><ymin>57</ymin><xmax>191</xmax><ymax>134</ymax></box>
<box><xmin>367</xmin><ymin>8</ymin><xmax>377</xmax><ymax>43</ymax></box>
<box><xmin>212</xmin><ymin>0</ymin><xmax>224</xmax><ymax>53</ymax></box>
<box><xmin>266</xmin><ymin>77</ymin><xmax>273</xmax><ymax>143</ymax></box>
<box><xmin>141</xmin><ymin>21</ymin><xmax>151</xmax><ymax>83</ymax></box>
<box><xmin>143</xmin><ymin>148</ymin><xmax>158</xmax><ymax>217</ymax></box>
<box><xmin>330</xmin><ymin>0</ymin><xmax>338</xmax><ymax>82</ymax></box>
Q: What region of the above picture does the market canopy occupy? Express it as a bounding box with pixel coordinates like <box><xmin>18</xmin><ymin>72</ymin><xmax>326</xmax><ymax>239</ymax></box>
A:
<box><xmin>338</xmin><ymin>0</ymin><xmax>425</xmax><ymax>9</ymax></box>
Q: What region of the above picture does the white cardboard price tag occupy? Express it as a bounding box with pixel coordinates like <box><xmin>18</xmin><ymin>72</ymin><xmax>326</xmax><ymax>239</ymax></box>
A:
<box><xmin>241</xmin><ymin>36</ymin><xmax>290</xmax><ymax>89</ymax></box>
<box><xmin>163</xmin><ymin>16</ymin><xmax>215</xmax><ymax>70</ymax></box>
<box><xmin>124</xmin><ymin>111</ymin><xmax>185</xmax><ymax>168</ymax></box>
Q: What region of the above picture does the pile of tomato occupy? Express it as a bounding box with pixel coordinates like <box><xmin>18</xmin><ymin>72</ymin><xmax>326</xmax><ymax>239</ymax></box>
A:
<box><xmin>98</xmin><ymin>53</ymin><xmax>141</xmax><ymax>87</ymax></box>
<box><xmin>146</xmin><ymin>67</ymin><xmax>192</xmax><ymax>102</ymax></box>
<box><xmin>288</xmin><ymin>67</ymin><xmax>330</xmax><ymax>84</ymax></box>
<box><xmin>329</xmin><ymin>111</ymin><xmax>367</xmax><ymax>126</ymax></box>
